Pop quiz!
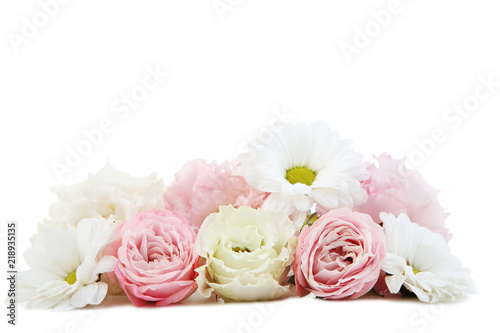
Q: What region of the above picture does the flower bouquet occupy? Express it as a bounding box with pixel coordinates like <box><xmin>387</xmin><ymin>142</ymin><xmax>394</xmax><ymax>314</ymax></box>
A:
<box><xmin>18</xmin><ymin>121</ymin><xmax>473</xmax><ymax>310</ymax></box>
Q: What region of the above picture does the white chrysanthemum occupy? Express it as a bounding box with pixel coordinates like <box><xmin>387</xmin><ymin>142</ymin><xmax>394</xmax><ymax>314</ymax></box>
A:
<box><xmin>46</xmin><ymin>163</ymin><xmax>165</xmax><ymax>228</ymax></box>
<box><xmin>19</xmin><ymin>218</ymin><xmax>117</xmax><ymax>310</ymax></box>
<box><xmin>236</xmin><ymin>121</ymin><xmax>368</xmax><ymax>225</ymax></box>
<box><xmin>195</xmin><ymin>205</ymin><xmax>296</xmax><ymax>302</ymax></box>
<box><xmin>380</xmin><ymin>213</ymin><xmax>473</xmax><ymax>303</ymax></box>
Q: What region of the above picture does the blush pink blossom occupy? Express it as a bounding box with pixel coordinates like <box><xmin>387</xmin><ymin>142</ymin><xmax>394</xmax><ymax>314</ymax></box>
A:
<box><xmin>109</xmin><ymin>209</ymin><xmax>198</xmax><ymax>306</ymax></box>
<box><xmin>163</xmin><ymin>159</ymin><xmax>268</xmax><ymax>228</ymax></box>
<box><xmin>354</xmin><ymin>153</ymin><xmax>451</xmax><ymax>242</ymax></box>
<box><xmin>294</xmin><ymin>208</ymin><xmax>385</xmax><ymax>300</ymax></box>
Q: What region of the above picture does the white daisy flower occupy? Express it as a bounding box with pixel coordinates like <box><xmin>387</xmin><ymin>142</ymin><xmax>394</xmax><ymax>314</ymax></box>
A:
<box><xmin>380</xmin><ymin>212</ymin><xmax>473</xmax><ymax>303</ymax></box>
<box><xmin>236</xmin><ymin>121</ymin><xmax>368</xmax><ymax>225</ymax></box>
<box><xmin>19</xmin><ymin>218</ymin><xmax>116</xmax><ymax>310</ymax></box>
<box><xmin>45</xmin><ymin>163</ymin><xmax>165</xmax><ymax>229</ymax></box>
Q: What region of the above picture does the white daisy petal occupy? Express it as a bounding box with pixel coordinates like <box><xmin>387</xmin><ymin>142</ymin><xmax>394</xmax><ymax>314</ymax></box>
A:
<box><xmin>70</xmin><ymin>284</ymin><xmax>98</xmax><ymax>308</ymax></box>
<box><xmin>89</xmin><ymin>282</ymin><xmax>109</xmax><ymax>305</ymax></box>
<box><xmin>70</xmin><ymin>282</ymin><xmax>108</xmax><ymax>308</ymax></box>
<box><xmin>76</xmin><ymin>218</ymin><xmax>112</xmax><ymax>261</ymax></box>
<box><xmin>309</xmin><ymin>188</ymin><xmax>339</xmax><ymax>208</ymax></box>
<box><xmin>18</xmin><ymin>219</ymin><xmax>113</xmax><ymax>310</ymax></box>
<box><xmin>262</xmin><ymin>192</ymin><xmax>295</xmax><ymax>215</ymax></box>
<box><xmin>380</xmin><ymin>213</ymin><xmax>473</xmax><ymax>303</ymax></box>
<box><xmin>381</xmin><ymin>253</ymin><xmax>406</xmax><ymax>275</ymax></box>
<box><xmin>237</xmin><ymin>121</ymin><xmax>368</xmax><ymax>227</ymax></box>
<box><xmin>52</xmin><ymin>300</ymin><xmax>74</xmax><ymax>311</ymax></box>
<box><xmin>93</xmin><ymin>256</ymin><xmax>117</xmax><ymax>276</ymax></box>
<box><xmin>385</xmin><ymin>274</ymin><xmax>407</xmax><ymax>294</ymax></box>
<box><xmin>293</xmin><ymin>194</ymin><xmax>314</xmax><ymax>212</ymax></box>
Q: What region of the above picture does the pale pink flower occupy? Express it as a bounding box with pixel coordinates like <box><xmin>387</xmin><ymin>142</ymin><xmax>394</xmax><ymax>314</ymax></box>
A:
<box><xmin>109</xmin><ymin>209</ymin><xmax>198</xmax><ymax>306</ymax></box>
<box><xmin>294</xmin><ymin>208</ymin><xmax>385</xmax><ymax>300</ymax></box>
<box><xmin>354</xmin><ymin>154</ymin><xmax>451</xmax><ymax>241</ymax></box>
<box><xmin>163</xmin><ymin>159</ymin><xmax>268</xmax><ymax>228</ymax></box>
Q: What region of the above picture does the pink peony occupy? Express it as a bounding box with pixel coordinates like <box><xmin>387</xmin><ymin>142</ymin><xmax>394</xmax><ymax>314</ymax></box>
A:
<box><xmin>163</xmin><ymin>159</ymin><xmax>268</xmax><ymax>228</ymax></box>
<box><xmin>110</xmin><ymin>209</ymin><xmax>198</xmax><ymax>306</ymax></box>
<box><xmin>294</xmin><ymin>208</ymin><xmax>385</xmax><ymax>300</ymax></box>
<box><xmin>354</xmin><ymin>153</ymin><xmax>451</xmax><ymax>241</ymax></box>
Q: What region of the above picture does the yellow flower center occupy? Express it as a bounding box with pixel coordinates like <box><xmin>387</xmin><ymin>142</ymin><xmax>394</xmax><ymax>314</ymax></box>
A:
<box><xmin>66</xmin><ymin>270</ymin><xmax>77</xmax><ymax>285</ymax></box>
<box><xmin>232</xmin><ymin>246</ymin><xmax>251</xmax><ymax>253</ymax></box>
<box><xmin>285</xmin><ymin>167</ymin><xmax>316</xmax><ymax>186</ymax></box>
<box><xmin>412</xmin><ymin>267</ymin><xmax>420</xmax><ymax>275</ymax></box>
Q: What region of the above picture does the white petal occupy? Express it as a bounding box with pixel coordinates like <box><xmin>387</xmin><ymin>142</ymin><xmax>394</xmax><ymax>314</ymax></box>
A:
<box><xmin>24</xmin><ymin>225</ymin><xmax>79</xmax><ymax>279</ymax></box>
<box><xmin>88</xmin><ymin>282</ymin><xmax>109</xmax><ymax>305</ymax></box>
<box><xmin>382</xmin><ymin>213</ymin><xmax>473</xmax><ymax>302</ymax></box>
<box><xmin>385</xmin><ymin>274</ymin><xmax>407</xmax><ymax>294</ymax></box>
<box><xmin>381</xmin><ymin>253</ymin><xmax>406</xmax><ymax>275</ymax></box>
<box><xmin>309</xmin><ymin>188</ymin><xmax>339</xmax><ymax>209</ymax></box>
<box><xmin>70</xmin><ymin>282</ymin><xmax>107</xmax><ymax>308</ymax></box>
<box><xmin>262</xmin><ymin>192</ymin><xmax>295</xmax><ymax>215</ymax></box>
<box><xmin>195</xmin><ymin>206</ymin><xmax>295</xmax><ymax>302</ymax></box>
<box><xmin>293</xmin><ymin>194</ymin><xmax>313</xmax><ymax>212</ymax></box>
<box><xmin>47</xmin><ymin>163</ymin><xmax>165</xmax><ymax>227</ymax></box>
<box><xmin>76</xmin><ymin>218</ymin><xmax>112</xmax><ymax>262</ymax></box>
<box><xmin>236</xmin><ymin>121</ymin><xmax>368</xmax><ymax>219</ymax></box>
<box><xmin>93</xmin><ymin>256</ymin><xmax>117</xmax><ymax>277</ymax></box>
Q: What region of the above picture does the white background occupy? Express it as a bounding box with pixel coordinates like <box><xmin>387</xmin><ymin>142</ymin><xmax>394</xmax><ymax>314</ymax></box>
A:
<box><xmin>1</xmin><ymin>1</ymin><xmax>499</xmax><ymax>332</ymax></box>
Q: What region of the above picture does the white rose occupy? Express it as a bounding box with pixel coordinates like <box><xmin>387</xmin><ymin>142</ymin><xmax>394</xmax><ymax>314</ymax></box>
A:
<box><xmin>45</xmin><ymin>163</ymin><xmax>165</xmax><ymax>228</ymax></box>
<box><xmin>195</xmin><ymin>205</ymin><xmax>297</xmax><ymax>302</ymax></box>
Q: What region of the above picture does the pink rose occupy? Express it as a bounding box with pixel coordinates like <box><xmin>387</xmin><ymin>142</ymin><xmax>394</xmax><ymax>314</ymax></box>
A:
<box><xmin>354</xmin><ymin>153</ymin><xmax>451</xmax><ymax>241</ymax></box>
<box><xmin>111</xmin><ymin>209</ymin><xmax>198</xmax><ymax>306</ymax></box>
<box><xmin>163</xmin><ymin>159</ymin><xmax>268</xmax><ymax>228</ymax></box>
<box><xmin>294</xmin><ymin>208</ymin><xmax>385</xmax><ymax>300</ymax></box>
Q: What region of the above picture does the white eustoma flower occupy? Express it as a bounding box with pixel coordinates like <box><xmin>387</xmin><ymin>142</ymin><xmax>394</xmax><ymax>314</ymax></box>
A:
<box><xmin>19</xmin><ymin>218</ymin><xmax>117</xmax><ymax>310</ymax></box>
<box><xmin>380</xmin><ymin>213</ymin><xmax>473</xmax><ymax>303</ymax></box>
<box><xmin>46</xmin><ymin>163</ymin><xmax>165</xmax><ymax>228</ymax></box>
<box><xmin>195</xmin><ymin>205</ymin><xmax>296</xmax><ymax>302</ymax></box>
<box><xmin>236</xmin><ymin>121</ymin><xmax>368</xmax><ymax>226</ymax></box>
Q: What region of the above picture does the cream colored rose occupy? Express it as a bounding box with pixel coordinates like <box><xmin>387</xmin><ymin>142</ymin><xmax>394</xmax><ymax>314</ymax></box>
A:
<box><xmin>195</xmin><ymin>205</ymin><xmax>296</xmax><ymax>301</ymax></box>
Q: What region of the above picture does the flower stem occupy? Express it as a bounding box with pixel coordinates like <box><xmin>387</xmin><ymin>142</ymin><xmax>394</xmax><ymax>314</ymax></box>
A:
<box><xmin>301</xmin><ymin>213</ymin><xmax>318</xmax><ymax>231</ymax></box>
